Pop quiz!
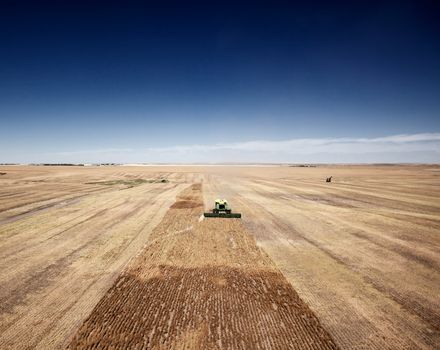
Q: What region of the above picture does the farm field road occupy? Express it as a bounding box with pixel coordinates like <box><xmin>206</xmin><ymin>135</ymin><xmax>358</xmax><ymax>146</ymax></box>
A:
<box><xmin>68</xmin><ymin>183</ymin><xmax>338</xmax><ymax>349</ymax></box>
<box><xmin>0</xmin><ymin>165</ymin><xmax>439</xmax><ymax>349</ymax></box>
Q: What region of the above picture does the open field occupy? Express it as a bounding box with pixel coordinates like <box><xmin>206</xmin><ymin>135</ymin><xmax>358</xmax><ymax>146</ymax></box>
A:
<box><xmin>68</xmin><ymin>184</ymin><xmax>336</xmax><ymax>349</ymax></box>
<box><xmin>0</xmin><ymin>165</ymin><xmax>439</xmax><ymax>349</ymax></box>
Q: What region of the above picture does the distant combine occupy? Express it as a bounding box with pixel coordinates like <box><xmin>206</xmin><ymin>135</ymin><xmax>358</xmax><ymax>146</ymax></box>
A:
<box><xmin>204</xmin><ymin>199</ymin><xmax>242</xmax><ymax>218</ymax></box>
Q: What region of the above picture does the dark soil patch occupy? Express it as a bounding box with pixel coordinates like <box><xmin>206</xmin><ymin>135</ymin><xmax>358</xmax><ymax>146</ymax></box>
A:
<box><xmin>68</xmin><ymin>265</ymin><xmax>338</xmax><ymax>350</ymax></box>
<box><xmin>170</xmin><ymin>200</ymin><xmax>202</xmax><ymax>209</ymax></box>
<box><xmin>86</xmin><ymin>178</ymin><xmax>168</xmax><ymax>188</ymax></box>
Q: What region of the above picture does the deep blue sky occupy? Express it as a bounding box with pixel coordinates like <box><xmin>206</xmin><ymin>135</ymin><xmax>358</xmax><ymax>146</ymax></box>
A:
<box><xmin>1</xmin><ymin>0</ymin><xmax>439</xmax><ymax>162</ymax></box>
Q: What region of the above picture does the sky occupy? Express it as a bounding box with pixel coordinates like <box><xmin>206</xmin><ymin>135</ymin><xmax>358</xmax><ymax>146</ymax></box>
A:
<box><xmin>0</xmin><ymin>0</ymin><xmax>439</xmax><ymax>163</ymax></box>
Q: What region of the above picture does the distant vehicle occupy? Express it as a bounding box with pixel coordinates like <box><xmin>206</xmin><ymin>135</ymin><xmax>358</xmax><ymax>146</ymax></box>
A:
<box><xmin>204</xmin><ymin>199</ymin><xmax>241</xmax><ymax>218</ymax></box>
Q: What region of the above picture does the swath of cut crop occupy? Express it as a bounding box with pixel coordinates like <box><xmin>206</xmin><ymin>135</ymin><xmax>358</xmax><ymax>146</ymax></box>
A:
<box><xmin>67</xmin><ymin>184</ymin><xmax>337</xmax><ymax>350</ymax></box>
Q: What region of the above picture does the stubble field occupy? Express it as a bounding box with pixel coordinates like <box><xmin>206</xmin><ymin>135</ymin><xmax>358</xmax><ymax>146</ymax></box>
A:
<box><xmin>0</xmin><ymin>165</ymin><xmax>439</xmax><ymax>349</ymax></box>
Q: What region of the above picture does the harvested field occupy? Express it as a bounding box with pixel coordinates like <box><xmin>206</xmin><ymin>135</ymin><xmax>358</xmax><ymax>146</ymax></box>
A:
<box><xmin>203</xmin><ymin>165</ymin><xmax>440</xmax><ymax>350</ymax></box>
<box><xmin>68</xmin><ymin>184</ymin><xmax>337</xmax><ymax>349</ymax></box>
<box><xmin>0</xmin><ymin>165</ymin><xmax>439</xmax><ymax>349</ymax></box>
<box><xmin>0</xmin><ymin>166</ymin><xmax>188</xmax><ymax>349</ymax></box>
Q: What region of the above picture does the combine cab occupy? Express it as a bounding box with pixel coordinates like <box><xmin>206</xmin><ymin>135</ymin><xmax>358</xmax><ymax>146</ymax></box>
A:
<box><xmin>204</xmin><ymin>199</ymin><xmax>241</xmax><ymax>218</ymax></box>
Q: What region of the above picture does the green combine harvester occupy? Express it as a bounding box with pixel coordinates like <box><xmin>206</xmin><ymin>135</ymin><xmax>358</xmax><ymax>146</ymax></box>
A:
<box><xmin>204</xmin><ymin>199</ymin><xmax>242</xmax><ymax>218</ymax></box>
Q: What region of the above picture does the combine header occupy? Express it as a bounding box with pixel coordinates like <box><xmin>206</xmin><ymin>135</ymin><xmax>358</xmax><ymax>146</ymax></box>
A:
<box><xmin>204</xmin><ymin>199</ymin><xmax>241</xmax><ymax>218</ymax></box>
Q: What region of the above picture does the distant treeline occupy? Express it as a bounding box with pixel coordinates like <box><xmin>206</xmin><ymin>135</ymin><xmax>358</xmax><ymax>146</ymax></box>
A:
<box><xmin>33</xmin><ymin>163</ymin><xmax>85</xmax><ymax>166</ymax></box>
<box><xmin>30</xmin><ymin>163</ymin><xmax>120</xmax><ymax>166</ymax></box>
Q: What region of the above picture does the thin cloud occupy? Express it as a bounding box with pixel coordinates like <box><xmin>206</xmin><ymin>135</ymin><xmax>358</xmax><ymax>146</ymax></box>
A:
<box><xmin>54</xmin><ymin>148</ymin><xmax>133</xmax><ymax>156</ymax></box>
<box><xmin>39</xmin><ymin>133</ymin><xmax>440</xmax><ymax>163</ymax></box>
<box><xmin>144</xmin><ymin>133</ymin><xmax>440</xmax><ymax>154</ymax></box>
